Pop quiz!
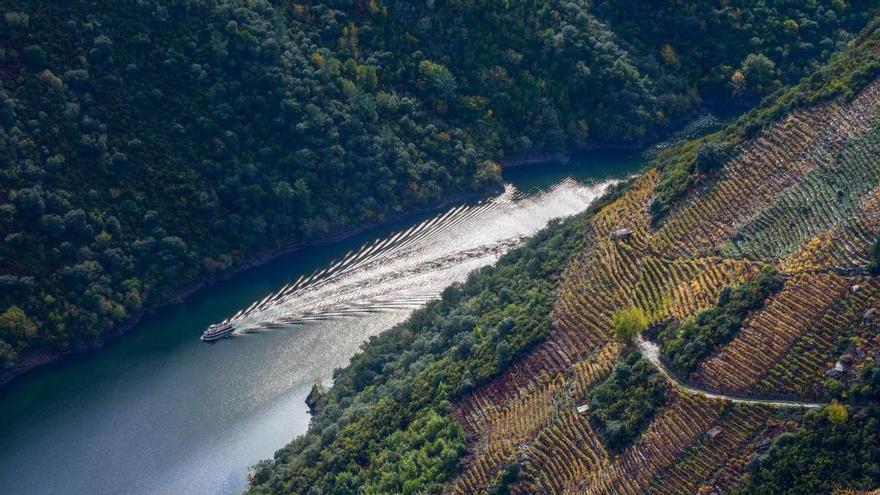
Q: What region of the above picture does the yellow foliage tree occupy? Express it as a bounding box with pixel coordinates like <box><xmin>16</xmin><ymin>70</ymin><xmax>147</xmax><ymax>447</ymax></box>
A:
<box><xmin>613</xmin><ymin>307</ymin><xmax>647</xmax><ymax>344</ymax></box>
<box><xmin>824</xmin><ymin>400</ymin><xmax>848</xmax><ymax>425</ymax></box>
<box><xmin>0</xmin><ymin>305</ymin><xmax>37</xmax><ymax>340</ymax></box>
<box><xmin>661</xmin><ymin>44</ymin><xmax>681</xmax><ymax>68</ymax></box>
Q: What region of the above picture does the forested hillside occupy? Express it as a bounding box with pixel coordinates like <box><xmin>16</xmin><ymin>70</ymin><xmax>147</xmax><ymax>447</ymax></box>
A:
<box><xmin>0</xmin><ymin>0</ymin><xmax>497</xmax><ymax>371</ymax></box>
<box><xmin>0</xmin><ymin>0</ymin><xmax>875</xmax><ymax>382</ymax></box>
<box><xmin>248</xmin><ymin>20</ymin><xmax>880</xmax><ymax>495</ymax></box>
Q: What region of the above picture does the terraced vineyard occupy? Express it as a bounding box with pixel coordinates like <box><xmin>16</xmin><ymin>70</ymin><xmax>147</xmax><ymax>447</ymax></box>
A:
<box><xmin>692</xmin><ymin>272</ymin><xmax>853</xmax><ymax>394</ymax></box>
<box><xmin>726</xmin><ymin>124</ymin><xmax>880</xmax><ymax>261</ymax></box>
<box><xmin>754</xmin><ymin>278</ymin><xmax>880</xmax><ymax>399</ymax></box>
<box><xmin>445</xmin><ymin>77</ymin><xmax>880</xmax><ymax>494</ymax></box>
<box><xmin>650</xmin><ymin>80</ymin><xmax>880</xmax><ymax>260</ymax></box>
<box><xmin>780</xmin><ymin>185</ymin><xmax>880</xmax><ymax>273</ymax></box>
<box><xmin>644</xmin><ymin>405</ymin><xmax>774</xmax><ymax>495</ymax></box>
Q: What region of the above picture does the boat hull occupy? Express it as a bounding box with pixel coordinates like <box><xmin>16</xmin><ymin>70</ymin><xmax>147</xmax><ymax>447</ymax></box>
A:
<box><xmin>200</xmin><ymin>325</ymin><xmax>235</xmax><ymax>342</ymax></box>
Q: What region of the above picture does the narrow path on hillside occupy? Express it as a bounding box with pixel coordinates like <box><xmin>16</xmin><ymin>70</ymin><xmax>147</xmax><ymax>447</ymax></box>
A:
<box><xmin>635</xmin><ymin>336</ymin><xmax>824</xmax><ymax>409</ymax></box>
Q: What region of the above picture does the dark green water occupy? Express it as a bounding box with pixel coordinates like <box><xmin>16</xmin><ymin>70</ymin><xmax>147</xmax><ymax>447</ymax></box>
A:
<box><xmin>0</xmin><ymin>151</ymin><xmax>641</xmax><ymax>495</ymax></box>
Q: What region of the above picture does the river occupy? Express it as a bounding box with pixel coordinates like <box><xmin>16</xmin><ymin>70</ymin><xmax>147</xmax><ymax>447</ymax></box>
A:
<box><xmin>0</xmin><ymin>151</ymin><xmax>642</xmax><ymax>495</ymax></box>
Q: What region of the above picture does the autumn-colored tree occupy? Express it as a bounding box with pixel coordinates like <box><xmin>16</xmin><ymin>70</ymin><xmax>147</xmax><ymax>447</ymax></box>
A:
<box><xmin>661</xmin><ymin>44</ymin><xmax>681</xmax><ymax>68</ymax></box>
<box><xmin>824</xmin><ymin>401</ymin><xmax>848</xmax><ymax>425</ymax></box>
<box><xmin>0</xmin><ymin>305</ymin><xmax>37</xmax><ymax>343</ymax></box>
<box><xmin>613</xmin><ymin>307</ymin><xmax>647</xmax><ymax>344</ymax></box>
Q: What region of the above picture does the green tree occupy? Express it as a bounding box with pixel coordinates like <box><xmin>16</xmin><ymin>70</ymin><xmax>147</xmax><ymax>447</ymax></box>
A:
<box><xmin>613</xmin><ymin>307</ymin><xmax>647</xmax><ymax>344</ymax></box>
<box><xmin>694</xmin><ymin>141</ymin><xmax>729</xmax><ymax>174</ymax></box>
<box><xmin>22</xmin><ymin>45</ymin><xmax>47</xmax><ymax>69</ymax></box>
<box><xmin>418</xmin><ymin>60</ymin><xmax>457</xmax><ymax>99</ymax></box>
<box><xmin>824</xmin><ymin>401</ymin><xmax>848</xmax><ymax>425</ymax></box>
<box><xmin>742</xmin><ymin>53</ymin><xmax>777</xmax><ymax>93</ymax></box>
<box><xmin>12</xmin><ymin>187</ymin><xmax>45</xmax><ymax>217</ymax></box>
<box><xmin>495</xmin><ymin>341</ymin><xmax>511</xmax><ymax>371</ymax></box>
<box><xmin>0</xmin><ymin>305</ymin><xmax>37</xmax><ymax>343</ymax></box>
<box><xmin>0</xmin><ymin>339</ymin><xmax>16</xmax><ymax>368</ymax></box>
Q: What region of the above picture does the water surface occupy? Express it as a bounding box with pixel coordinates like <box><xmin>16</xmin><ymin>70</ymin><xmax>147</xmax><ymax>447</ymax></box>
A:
<box><xmin>0</xmin><ymin>151</ymin><xmax>641</xmax><ymax>495</ymax></box>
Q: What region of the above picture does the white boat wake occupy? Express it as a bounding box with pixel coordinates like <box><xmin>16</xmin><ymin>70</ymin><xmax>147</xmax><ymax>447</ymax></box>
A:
<box><xmin>212</xmin><ymin>178</ymin><xmax>617</xmax><ymax>336</ymax></box>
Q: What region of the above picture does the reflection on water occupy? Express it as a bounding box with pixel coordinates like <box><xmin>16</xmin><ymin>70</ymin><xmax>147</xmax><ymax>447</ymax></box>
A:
<box><xmin>226</xmin><ymin>179</ymin><xmax>614</xmax><ymax>333</ymax></box>
<box><xmin>0</xmin><ymin>153</ymin><xmax>641</xmax><ymax>495</ymax></box>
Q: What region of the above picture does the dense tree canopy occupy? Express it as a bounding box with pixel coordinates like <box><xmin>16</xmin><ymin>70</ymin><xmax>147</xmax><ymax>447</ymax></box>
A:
<box><xmin>0</xmin><ymin>0</ymin><xmax>500</xmax><ymax>367</ymax></box>
<box><xmin>0</xmin><ymin>0</ymin><xmax>874</xmax><ymax>372</ymax></box>
<box><xmin>588</xmin><ymin>351</ymin><xmax>669</xmax><ymax>451</ymax></box>
<box><xmin>734</xmin><ymin>403</ymin><xmax>880</xmax><ymax>495</ymax></box>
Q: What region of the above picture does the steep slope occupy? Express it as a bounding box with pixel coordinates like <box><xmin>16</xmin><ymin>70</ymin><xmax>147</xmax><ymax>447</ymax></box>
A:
<box><xmin>443</xmin><ymin>35</ymin><xmax>880</xmax><ymax>495</ymax></box>
<box><xmin>1</xmin><ymin>0</ymin><xmax>875</xmax><ymax>376</ymax></box>
<box><xmin>443</xmin><ymin>41</ymin><xmax>880</xmax><ymax>495</ymax></box>
<box><xmin>0</xmin><ymin>0</ymin><xmax>500</xmax><ymax>373</ymax></box>
<box><xmin>248</xmin><ymin>22</ymin><xmax>880</xmax><ymax>495</ymax></box>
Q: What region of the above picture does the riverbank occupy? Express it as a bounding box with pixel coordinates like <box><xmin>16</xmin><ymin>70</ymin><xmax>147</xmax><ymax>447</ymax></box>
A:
<box><xmin>1</xmin><ymin>100</ymin><xmax>739</xmax><ymax>388</ymax></box>
<box><xmin>0</xmin><ymin>147</ymin><xmax>660</xmax><ymax>386</ymax></box>
<box><xmin>499</xmin><ymin>105</ymin><xmax>737</xmax><ymax>170</ymax></box>
<box><xmin>500</xmin><ymin>142</ymin><xmax>646</xmax><ymax>169</ymax></box>
<box><xmin>0</xmin><ymin>187</ymin><xmax>498</xmax><ymax>388</ymax></box>
<box><xmin>0</xmin><ymin>159</ymin><xmax>645</xmax><ymax>495</ymax></box>
<box><xmin>5</xmin><ymin>107</ymin><xmax>721</xmax><ymax>388</ymax></box>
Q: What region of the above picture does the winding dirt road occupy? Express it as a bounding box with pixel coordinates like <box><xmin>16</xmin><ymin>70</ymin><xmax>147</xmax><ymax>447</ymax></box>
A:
<box><xmin>635</xmin><ymin>336</ymin><xmax>823</xmax><ymax>409</ymax></box>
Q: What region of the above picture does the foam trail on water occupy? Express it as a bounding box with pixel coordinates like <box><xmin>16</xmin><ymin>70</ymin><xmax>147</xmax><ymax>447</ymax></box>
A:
<box><xmin>215</xmin><ymin>178</ymin><xmax>617</xmax><ymax>336</ymax></box>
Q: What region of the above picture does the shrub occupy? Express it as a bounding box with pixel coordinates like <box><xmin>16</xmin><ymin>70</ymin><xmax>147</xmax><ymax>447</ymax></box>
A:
<box><xmin>868</xmin><ymin>232</ymin><xmax>880</xmax><ymax>275</ymax></box>
<box><xmin>490</xmin><ymin>462</ymin><xmax>521</xmax><ymax>495</ymax></box>
<box><xmin>694</xmin><ymin>141</ymin><xmax>730</xmax><ymax>174</ymax></box>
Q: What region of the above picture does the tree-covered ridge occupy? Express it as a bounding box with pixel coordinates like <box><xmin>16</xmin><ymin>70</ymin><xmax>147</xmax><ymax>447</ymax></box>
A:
<box><xmin>594</xmin><ymin>0</ymin><xmax>876</xmax><ymax>100</ymax></box>
<box><xmin>0</xmin><ymin>0</ymin><xmax>874</xmax><ymax>373</ymax></box>
<box><xmin>0</xmin><ymin>0</ymin><xmax>500</xmax><ymax>368</ymax></box>
<box><xmin>294</xmin><ymin>0</ymin><xmax>877</xmax><ymax>151</ymax></box>
<box><xmin>320</xmin><ymin>0</ymin><xmax>660</xmax><ymax>148</ymax></box>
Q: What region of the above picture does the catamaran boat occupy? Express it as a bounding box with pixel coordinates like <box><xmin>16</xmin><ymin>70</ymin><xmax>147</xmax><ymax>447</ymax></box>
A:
<box><xmin>201</xmin><ymin>322</ymin><xmax>235</xmax><ymax>342</ymax></box>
